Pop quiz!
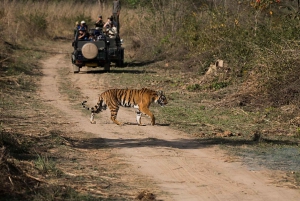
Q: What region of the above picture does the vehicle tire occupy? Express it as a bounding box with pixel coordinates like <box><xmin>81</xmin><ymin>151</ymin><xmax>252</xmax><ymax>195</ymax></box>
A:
<box><xmin>116</xmin><ymin>59</ymin><xmax>124</xmax><ymax>67</ymax></box>
<box><xmin>82</xmin><ymin>43</ymin><xmax>98</xmax><ymax>59</ymax></box>
<box><xmin>104</xmin><ymin>62</ymin><xmax>110</xmax><ymax>72</ymax></box>
<box><xmin>116</xmin><ymin>50</ymin><xmax>124</xmax><ymax>67</ymax></box>
<box><xmin>73</xmin><ymin>64</ymin><xmax>80</xmax><ymax>73</ymax></box>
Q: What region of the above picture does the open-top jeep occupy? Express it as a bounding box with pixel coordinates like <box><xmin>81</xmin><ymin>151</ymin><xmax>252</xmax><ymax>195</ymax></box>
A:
<box><xmin>71</xmin><ymin>28</ymin><xmax>124</xmax><ymax>73</ymax></box>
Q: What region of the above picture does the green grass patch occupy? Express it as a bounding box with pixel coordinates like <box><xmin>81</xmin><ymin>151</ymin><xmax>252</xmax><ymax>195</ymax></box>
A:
<box><xmin>226</xmin><ymin>144</ymin><xmax>300</xmax><ymax>172</ymax></box>
<box><xmin>35</xmin><ymin>153</ymin><xmax>62</xmax><ymax>176</ymax></box>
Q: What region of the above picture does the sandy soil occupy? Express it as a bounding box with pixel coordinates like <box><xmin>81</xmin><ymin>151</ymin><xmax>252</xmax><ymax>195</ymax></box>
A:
<box><xmin>39</xmin><ymin>50</ymin><xmax>300</xmax><ymax>200</ymax></box>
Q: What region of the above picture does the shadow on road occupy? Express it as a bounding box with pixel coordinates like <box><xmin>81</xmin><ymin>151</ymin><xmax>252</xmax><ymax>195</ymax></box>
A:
<box><xmin>79</xmin><ymin>69</ymin><xmax>156</xmax><ymax>74</ymax></box>
<box><xmin>67</xmin><ymin>136</ymin><xmax>298</xmax><ymax>150</ymax></box>
<box><xmin>77</xmin><ymin>60</ymin><xmax>158</xmax><ymax>74</ymax></box>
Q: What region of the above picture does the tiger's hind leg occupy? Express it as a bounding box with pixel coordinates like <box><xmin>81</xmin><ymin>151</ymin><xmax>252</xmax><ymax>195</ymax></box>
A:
<box><xmin>136</xmin><ymin>110</ymin><xmax>142</xmax><ymax>125</ymax></box>
<box><xmin>90</xmin><ymin>112</ymin><xmax>96</xmax><ymax>124</ymax></box>
<box><xmin>88</xmin><ymin>99</ymin><xmax>106</xmax><ymax>124</ymax></box>
<box><xmin>109</xmin><ymin>106</ymin><xmax>123</xmax><ymax>125</ymax></box>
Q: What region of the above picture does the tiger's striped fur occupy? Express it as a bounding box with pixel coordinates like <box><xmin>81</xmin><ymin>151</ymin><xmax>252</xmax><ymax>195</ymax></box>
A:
<box><xmin>82</xmin><ymin>88</ymin><xmax>167</xmax><ymax>125</ymax></box>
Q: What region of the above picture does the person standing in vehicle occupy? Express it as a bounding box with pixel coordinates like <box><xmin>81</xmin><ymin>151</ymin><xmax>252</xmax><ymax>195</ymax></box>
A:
<box><xmin>74</xmin><ymin>21</ymin><xmax>80</xmax><ymax>36</ymax></box>
<box><xmin>112</xmin><ymin>0</ymin><xmax>121</xmax><ymax>34</ymax></box>
<box><xmin>95</xmin><ymin>15</ymin><xmax>104</xmax><ymax>28</ymax></box>
<box><xmin>103</xmin><ymin>17</ymin><xmax>112</xmax><ymax>33</ymax></box>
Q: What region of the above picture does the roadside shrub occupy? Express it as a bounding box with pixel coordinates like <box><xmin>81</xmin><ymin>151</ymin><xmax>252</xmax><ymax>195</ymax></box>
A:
<box><xmin>210</xmin><ymin>82</ymin><xmax>229</xmax><ymax>90</ymax></box>
<box><xmin>29</xmin><ymin>12</ymin><xmax>48</xmax><ymax>36</ymax></box>
<box><xmin>73</xmin><ymin>13</ymin><xmax>92</xmax><ymax>27</ymax></box>
<box><xmin>132</xmin><ymin>0</ymin><xmax>191</xmax><ymax>60</ymax></box>
<box><xmin>187</xmin><ymin>84</ymin><xmax>201</xmax><ymax>91</ymax></box>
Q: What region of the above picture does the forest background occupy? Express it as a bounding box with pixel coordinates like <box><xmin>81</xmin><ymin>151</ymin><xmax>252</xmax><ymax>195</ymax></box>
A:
<box><xmin>1</xmin><ymin>0</ymin><xmax>300</xmax><ymax>106</ymax></box>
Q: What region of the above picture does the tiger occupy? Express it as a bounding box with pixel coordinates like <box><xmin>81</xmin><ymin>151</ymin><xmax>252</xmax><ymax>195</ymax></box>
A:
<box><xmin>82</xmin><ymin>88</ymin><xmax>168</xmax><ymax>126</ymax></box>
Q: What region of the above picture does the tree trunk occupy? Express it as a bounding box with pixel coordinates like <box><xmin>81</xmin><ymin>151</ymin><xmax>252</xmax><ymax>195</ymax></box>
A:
<box><xmin>98</xmin><ymin>0</ymin><xmax>107</xmax><ymax>13</ymax></box>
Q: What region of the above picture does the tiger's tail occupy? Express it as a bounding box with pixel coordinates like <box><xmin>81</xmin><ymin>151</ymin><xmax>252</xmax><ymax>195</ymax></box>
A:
<box><xmin>81</xmin><ymin>100</ymin><xmax>90</xmax><ymax>110</ymax></box>
<box><xmin>82</xmin><ymin>99</ymin><xmax>106</xmax><ymax>123</ymax></box>
<box><xmin>82</xmin><ymin>100</ymin><xmax>104</xmax><ymax>112</ymax></box>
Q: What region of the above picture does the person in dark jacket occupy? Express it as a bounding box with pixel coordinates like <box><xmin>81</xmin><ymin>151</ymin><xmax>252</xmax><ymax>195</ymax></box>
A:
<box><xmin>95</xmin><ymin>15</ymin><xmax>104</xmax><ymax>28</ymax></box>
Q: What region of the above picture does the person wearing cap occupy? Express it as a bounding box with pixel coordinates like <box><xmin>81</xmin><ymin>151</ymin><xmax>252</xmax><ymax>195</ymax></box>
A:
<box><xmin>80</xmin><ymin>20</ymin><xmax>88</xmax><ymax>31</ymax></box>
<box><xmin>95</xmin><ymin>15</ymin><xmax>104</xmax><ymax>28</ymax></box>
<box><xmin>112</xmin><ymin>0</ymin><xmax>121</xmax><ymax>33</ymax></box>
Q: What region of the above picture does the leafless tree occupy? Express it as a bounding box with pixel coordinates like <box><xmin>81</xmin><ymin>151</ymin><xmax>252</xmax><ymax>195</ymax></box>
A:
<box><xmin>98</xmin><ymin>0</ymin><xmax>107</xmax><ymax>13</ymax></box>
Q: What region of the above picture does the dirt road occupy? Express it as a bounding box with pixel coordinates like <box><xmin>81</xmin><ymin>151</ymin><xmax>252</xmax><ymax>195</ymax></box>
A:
<box><xmin>39</xmin><ymin>50</ymin><xmax>300</xmax><ymax>200</ymax></box>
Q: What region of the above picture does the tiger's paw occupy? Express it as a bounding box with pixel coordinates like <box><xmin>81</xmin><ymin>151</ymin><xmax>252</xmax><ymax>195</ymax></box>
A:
<box><xmin>115</xmin><ymin>121</ymin><xmax>124</xmax><ymax>126</ymax></box>
<box><xmin>90</xmin><ymin>120</ymin><xmax>96</xmax><ymax>124</ymax></box>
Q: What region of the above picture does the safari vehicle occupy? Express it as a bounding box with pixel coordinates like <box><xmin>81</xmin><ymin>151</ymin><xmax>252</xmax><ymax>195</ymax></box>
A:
<box><xmin>71</xmin><ymin>29</ymin><xmax>111</xmax><ymax>73</ymax></box>
<box><xmin>71</xmin><ymin>27</ymin><xmax>125</xmax><ymax>73</ymax></box>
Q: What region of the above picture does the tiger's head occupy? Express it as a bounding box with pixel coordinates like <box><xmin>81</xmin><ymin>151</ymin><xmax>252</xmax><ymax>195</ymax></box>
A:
<box><xmin>156</xmin><ymin>90</ymin><xmax>168</xmax><ymax>107</ymax></box>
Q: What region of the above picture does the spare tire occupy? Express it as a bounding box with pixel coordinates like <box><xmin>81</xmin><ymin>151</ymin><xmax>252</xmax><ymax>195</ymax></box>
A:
<box><xmin>82</xmin><ymin>43</ymin><xmax>98</xmax><ymax>59</ymax></box>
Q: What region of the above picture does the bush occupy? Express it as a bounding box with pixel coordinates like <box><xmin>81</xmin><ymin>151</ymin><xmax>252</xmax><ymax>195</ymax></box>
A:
<box><xmin>187</xmin><ymin>84</ymin><xmax>201</xmax><ymax>91</ymax></box>
<box><xmin>29</xmin><ymin>12</ymin><xmax>48</xmax><ymax>36</ymax></box>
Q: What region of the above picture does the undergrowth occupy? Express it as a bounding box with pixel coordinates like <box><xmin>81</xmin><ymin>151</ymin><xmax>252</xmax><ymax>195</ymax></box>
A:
<box><xmin>1</xmin><ymin>0</ymin><xmax>299</xmax><ymax>108</ymax></box>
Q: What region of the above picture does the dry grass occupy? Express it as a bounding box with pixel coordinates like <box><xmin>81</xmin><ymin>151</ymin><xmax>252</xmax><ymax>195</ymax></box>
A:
<box><xmin>0</xmin><ymin>0</ymin><xmax>136</xmax><ymax>41</ymax></box>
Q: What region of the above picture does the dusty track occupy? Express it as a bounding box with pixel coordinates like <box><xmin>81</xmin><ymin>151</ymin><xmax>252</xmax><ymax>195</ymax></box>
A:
<box><xmin>39</xmin><ymin>49</ymin><xmax>300</xmax><ymax>200</ymax></box>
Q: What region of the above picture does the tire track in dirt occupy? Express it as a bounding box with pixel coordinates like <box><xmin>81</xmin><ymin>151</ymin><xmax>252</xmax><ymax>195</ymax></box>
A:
<box><xmin>39</xmin><ymin>51</ymin><xmax>300</xmax><ymax>201</ymax></box>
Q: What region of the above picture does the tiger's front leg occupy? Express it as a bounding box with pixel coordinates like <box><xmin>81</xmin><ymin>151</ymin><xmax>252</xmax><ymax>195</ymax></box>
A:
<box><xmin>111</xmin><ymin>116</ymin><xmax>123</xmax><ymax>125</ymax></box>
<box><xmin>140</xmin><ymin>107</ymin><xmax>155</xmax><ymax>126</ymax></box>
